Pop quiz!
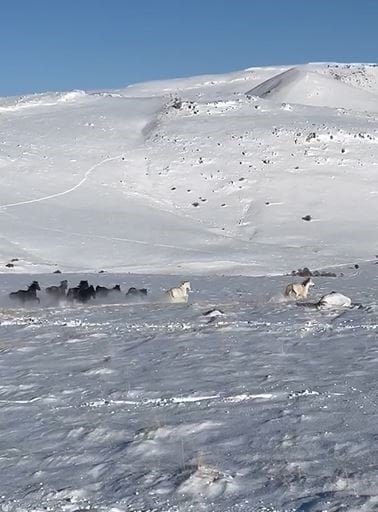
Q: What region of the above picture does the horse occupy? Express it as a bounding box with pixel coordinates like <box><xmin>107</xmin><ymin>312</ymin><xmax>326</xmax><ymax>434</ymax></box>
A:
<box><xmin>67</xmin><ymin>281</ymin><xmax>96</xmax><ymax>303</ymax></box>
<box><xmin>9</xmin><ymin>281</ymin><xmax>41</xmax><ymax>304</ymax></box>
<box><xmin>284</xmin><ymin>278</ymin><xmax>314</xmax><ymax>299</ymax></box>
<box><xmin>95</xmin><ymin>284</ymin><xmax>121</xmax><ymax>298</ymax></box>
<box><xmin>46</xmin><ymin>280</ymin><xmax>68</xmax><ymax>299</ymax></box>
<box><xmin>317</xmin><ymin>292</ymin><xmax>352</xmax><ymax>309</ymax></box>
<box><xmin>165</xmin><ymin>281</ymin><xmax>191</xmax><ymax>303</ymax></box>
<box><xmin>125</xmin><ymin>287</ymin><xmax>148</xmax><ymax>299</ymax></box>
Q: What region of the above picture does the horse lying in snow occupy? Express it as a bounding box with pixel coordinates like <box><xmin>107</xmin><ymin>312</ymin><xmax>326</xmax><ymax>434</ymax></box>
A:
<box><xmin>317</xmin><ymin>292</ymin><xmax>352</xmax><ymax>308</ymax></box>
<box><xmin>9</xmin><ymin>281</ymin><xmax>41</xmax><ymax>304</ymax></box>
<box><xmin>164</xmin><ymin>281</ymin><xmax>191</xmax><ymax>303</ymax></box>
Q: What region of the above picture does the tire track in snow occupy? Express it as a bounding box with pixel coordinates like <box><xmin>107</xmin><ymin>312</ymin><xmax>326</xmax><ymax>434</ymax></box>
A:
<box><xmin>0</xmin><ymin>154</ymin><xmax>125</xmax><ymax>209</ymax></box>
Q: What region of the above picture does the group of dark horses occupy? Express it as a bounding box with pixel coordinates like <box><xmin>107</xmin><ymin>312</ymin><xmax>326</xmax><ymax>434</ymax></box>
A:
<box><xmin>8</xmin><ymin>280</ymin><xmax>147</xmax><ymax>305</ymax></box>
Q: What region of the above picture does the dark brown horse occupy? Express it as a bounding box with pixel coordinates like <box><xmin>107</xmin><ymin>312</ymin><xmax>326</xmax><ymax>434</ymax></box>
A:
<box><xmin>46</xmin><ymin>280</ymin><xmax>68</xmax><ymax>299</ymax></box>
<box><xmin>67</xmin><ymin>281</ymin><xmax>96</xmax><ymax>303</ymax></box>
<box><xmin>95</xmin><ymin>284</ymin><xmax>121</xmax><ymax>298</ymax></box>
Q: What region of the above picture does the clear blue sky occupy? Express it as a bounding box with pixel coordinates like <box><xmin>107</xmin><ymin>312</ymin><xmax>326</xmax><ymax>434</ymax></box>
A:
<box><xmin>1</xmin><ymin>0</ymin><xmax>377</xmax><ymax>96</ymax></box>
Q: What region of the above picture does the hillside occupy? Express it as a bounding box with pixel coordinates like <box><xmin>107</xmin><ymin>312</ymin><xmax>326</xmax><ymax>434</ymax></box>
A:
<box><xmin>0</xmin><ymin>62</ymin><xmax>377</xmax><ymax>275</ymax></box>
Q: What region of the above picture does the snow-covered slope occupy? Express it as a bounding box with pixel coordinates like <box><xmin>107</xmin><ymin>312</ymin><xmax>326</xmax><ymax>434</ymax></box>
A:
<box><xmin>0</xmin><ymin>63</ymin><xmax>377</xmax><ymax>275</ymax></box>
<box><xmin>246</xmin><ymin>64</ymin><xmax>378</xmax><ymax>111</ymax></box>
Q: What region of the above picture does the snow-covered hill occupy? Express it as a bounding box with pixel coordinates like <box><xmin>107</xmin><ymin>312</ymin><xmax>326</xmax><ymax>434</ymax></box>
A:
<box><xmin>0</xmin><ymin>62</ymin><xmax>377</xmax><ymax>275</ymax></box>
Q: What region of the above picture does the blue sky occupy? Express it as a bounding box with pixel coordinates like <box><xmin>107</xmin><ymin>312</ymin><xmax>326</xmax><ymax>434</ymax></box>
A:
<box><xmin>0</xmin><ymin>0</ymin><xmax>377</xmax><ymax>96</ymax></box>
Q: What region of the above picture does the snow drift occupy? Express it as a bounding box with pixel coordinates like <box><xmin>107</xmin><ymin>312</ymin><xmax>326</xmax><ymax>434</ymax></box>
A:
<box><xmin>246</xmin><ymin>65</ymin><xmax>378</xmax><ymax>111</ymax></box>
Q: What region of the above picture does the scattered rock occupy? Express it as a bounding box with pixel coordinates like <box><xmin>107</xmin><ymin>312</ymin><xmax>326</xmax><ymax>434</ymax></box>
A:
<box><xmin>192</xmin><ymin>202</ymin><xmax>200</xmax><ymax>207</ymax></box>
<box><xmin>291</xmin><ymin>267</ymin><xmax>337</xmax><ymax>277</ymax></box>
<box><xmin>5</xmin><ymin>263</ymin><xmax>14</xmax><ymax>268</ymax></box>
<box><xmin>302</xmin><ymin>215</ymin><xmax>312</xmax><ymax>221</ymax></box>
<box><xmin>170</xmin><ymin>97</ymin><xmax>182</xmax><ymax>110</ymax></box>
<box><xmin>291</xmin><ymin>267</ymin><xmax>313</xmax><ymax>277</ymax></box>
<box><xmin>313</xmin><ymin>270</ymin><xmax>337</xmax><ymax>277</ymax></box>
<box><xmin>306</xmin><ymin>132</ymin><xmax>316</xmax><ymax>142</ymax></box>
<box><xmin>53</xmin><ymin>269</ymin><xmax>62</xmax><ymax>274</ymax></box>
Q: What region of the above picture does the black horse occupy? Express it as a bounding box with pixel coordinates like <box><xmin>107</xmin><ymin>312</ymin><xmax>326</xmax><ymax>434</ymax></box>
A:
<box><xmin>95</xmin><ymin>284</ymin><xmax>121</xmax><ymax>298</ymax></box>
<box><xmin>9</xmin><ymin>281</ymin><xmax>41</xmax><ymax>304</ymax></box>
<box><xmin>67</xmin><ymin>281</ymin><xmax>96</xmax><ymax>303</ymax></box>
<box><xmin>126</xmin><ymin>287</ymin><xmax>148</xmax><ymax>299</ymax></box>
<box><xmin>46</xmin><ymin>280</ymin><xmax>68</xmax><ymax>299</ymax></box>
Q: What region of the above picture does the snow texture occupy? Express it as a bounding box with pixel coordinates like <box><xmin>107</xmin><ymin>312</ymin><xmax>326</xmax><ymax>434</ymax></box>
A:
<box><xmin>0</xmin><ymin>62</ymin><xmax>377</xmax><ymax>511</ymax></box>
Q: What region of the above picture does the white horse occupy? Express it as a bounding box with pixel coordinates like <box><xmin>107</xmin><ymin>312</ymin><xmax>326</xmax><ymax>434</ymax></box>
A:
<box><xmin>285</xmin><ymin>277</ymin><xmax>314</xmax><ymax>299</ymax></box>
<box><xmin>317</xmin><ymin>292</ymin><xmax>352</xmax><ymax>309</ymax></box>
<box><xmin>165</xmin><ymin>281</ymin><xmax>191</xmax><ymax>303</ymax></box>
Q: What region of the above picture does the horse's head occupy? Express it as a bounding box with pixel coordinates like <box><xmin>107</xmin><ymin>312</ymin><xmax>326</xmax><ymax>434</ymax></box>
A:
<box><xmin>61</xmin><ymin>280</ymin><xmax>68</xmax><ymax>288</ymax></box>
<box><xmin>180</xmin><ymin>281</ymin><xmax>191</xmax><ymax>293</ymax></box>
<box><xmin>79</xmin><ymin>280</ymin><xmax>89</xmax><ymax>289</ymax></box>
<box><xmin>302</xmin><ymin>278</ymin><xmax>315</xmax><ymax>288</ymax></box>
<box><xmin>113</xmin><ymin>284</ymin><xmax>121</xmax><ymax>291</ymax></box>
<box><xmin>30</xmin><ymin>281</ymin><xmax>41</xmax><ymax>291</ymax></box>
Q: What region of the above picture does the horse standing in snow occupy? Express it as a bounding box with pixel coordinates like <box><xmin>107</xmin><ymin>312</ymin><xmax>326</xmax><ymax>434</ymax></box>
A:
<box><xmin>165</xmin><ymin>281</ymin><xmax>191</xmax><ymax>303</ymax></box>
<box><xmin>285</xmin><ymin>278</ymin><xmax>314</xmax><ymax>299</ymax></box>
<box><xmin>9</xmin><ymin>281</ymin><xmax>41</xmax><ymax>304</ymax></box>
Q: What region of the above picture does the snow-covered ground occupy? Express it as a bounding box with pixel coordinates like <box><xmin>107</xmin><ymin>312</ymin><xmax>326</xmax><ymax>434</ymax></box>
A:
<box><xmin>0</xmin><ymin>62</ymin><xmax>377</xmax><ymax>511</ymax></box>
<box><xmin>0</xmin><ymin>264</ymin><xmax>377</xmax><ymax>511</ymax></box>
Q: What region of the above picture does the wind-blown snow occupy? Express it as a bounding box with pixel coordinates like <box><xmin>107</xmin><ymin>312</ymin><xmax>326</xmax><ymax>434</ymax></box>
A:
<box><xmin>0</xmin><ymin>265</ymin><xmax>377</xmax><ymax>511</ymax></box>
<box><xmin>0</xmin><ymin>62</ymin><xmax>377</xmax><ymax>511</ymax></box>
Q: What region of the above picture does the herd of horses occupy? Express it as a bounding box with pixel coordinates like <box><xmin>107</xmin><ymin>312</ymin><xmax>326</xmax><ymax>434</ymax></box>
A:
<box><xmin>8</xmin><ymin>279</ymin><xmax>148</xmax><ymax>305</ymax></box>
<box><xmin>8</xmin><ymin>280</ymin><xmax>192</xmax><ymax>306</ymax></box>
<box><xmin>7</xmin><ymin>277</ymin><xmax>353</xmax><ymax>309</ymax></box>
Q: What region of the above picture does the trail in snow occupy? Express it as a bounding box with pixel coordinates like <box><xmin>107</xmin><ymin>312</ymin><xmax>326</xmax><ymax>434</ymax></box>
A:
<box><xmin>0</xmin><ymin>154</ymin><xmax>125</xmax><ymax>209</ymax></box>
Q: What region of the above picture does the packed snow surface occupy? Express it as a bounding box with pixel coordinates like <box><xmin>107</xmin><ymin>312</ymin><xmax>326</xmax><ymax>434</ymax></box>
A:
<box><xmin>0</xmin><ymin>63</ymin><xmax>377</xmax><ymax>511</ymax></box>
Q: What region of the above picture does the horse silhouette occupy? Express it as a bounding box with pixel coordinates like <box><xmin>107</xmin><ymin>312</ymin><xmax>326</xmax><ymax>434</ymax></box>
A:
<box><xmin>9</xmin><ymin>281</ymin><xmax>41</xmax><ymax>304</ymax></box>
<box><xmin>67</xmin><ymin>281</ymin><xmax>96</xmax><ymax>303</ymax></box>
<box><xmin>46</xmin><ymin>280</ymin><xmax>68</xmax><ymax>299</ymax></box>
<box><xmin>126</xmin><ymin>287</ymin><xmax>148</xmax><ymax>299</ymax></box>
<box><xmin>95</xmin><ymin>284</ymin><xmax>121</xmax><ymax>298</ymax></box>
